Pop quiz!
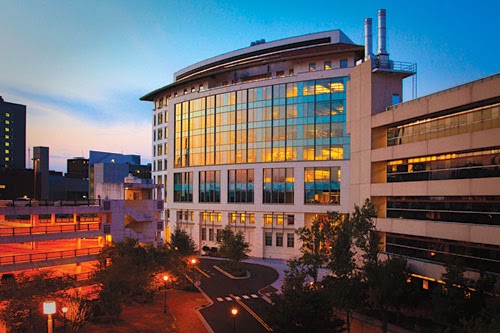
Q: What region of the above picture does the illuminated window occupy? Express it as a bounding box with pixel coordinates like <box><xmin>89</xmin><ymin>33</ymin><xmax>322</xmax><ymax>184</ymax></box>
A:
<box><xmin>4</xmin><ymin>120</ymin><xmax>9</xmax><ymax>124</ymax></box>
<box><xmin>5</xmin><ymin>113</ymin><xmax>9</xmax><ymax>117</ymax></box>
<box><xmin>199</xmin><ymin>84</ymin><xmax>204</xmax><ymax>92</ymax></box>
<box><xmin>4</xmin><ymin>149</ymin><xmax>9</xmax><ymax>154</ymax></box>
<box><xmin>5</xmin><ymin>128</ymin><xmax>9</xmax><ymax>132</ymax></box>
<box><xmin>304</xmin><ymin>167</ymin><xmax>341</xmax><ymax>204</ymax></box>
<box><xmin>324</xmin><ymin>61</ymin><xmax>332</xmax><ymax>70</ymax></box>
<box><xmin>309</xmin><ymin>63</ymin><xmax>316</xmax><ymax>72</ymax></box>
<box><xmin>289</xmin><ymin>68</ymin><xmax>294</xmax><ymax>76</ymax></box>
<box><xmin>5</xmin><ymin>135</ymin><xmax>9</xmax><ymax>139</ymax></box>
<box><xmin>4</xmin><ymin>142</ymin><xmax>9</xmax><ymax>147</ymax></box>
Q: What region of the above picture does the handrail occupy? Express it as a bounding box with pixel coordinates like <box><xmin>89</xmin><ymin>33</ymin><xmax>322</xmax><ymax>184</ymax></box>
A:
<box><xmin>0</xmin><ymin>223</ymin><xmax>101</xmax><ymax>237</ymax></box>
<box><xmin>0</xmin><ymin>247</ymin><xmax>101</xmax><ymax>266</ymax></box>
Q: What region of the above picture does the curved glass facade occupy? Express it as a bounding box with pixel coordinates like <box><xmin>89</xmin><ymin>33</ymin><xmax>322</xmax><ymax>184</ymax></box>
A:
<box><xmin>174</xmin><ymin>78</ymin><xmax>349</xmax><ymax>168</ymax></box>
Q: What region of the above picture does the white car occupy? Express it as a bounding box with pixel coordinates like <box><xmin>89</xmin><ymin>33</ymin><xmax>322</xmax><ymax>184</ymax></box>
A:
<box><xmin>7</xmin><ymin>197</ymin><xmax>32</xmax><ymax>207</ymax></box>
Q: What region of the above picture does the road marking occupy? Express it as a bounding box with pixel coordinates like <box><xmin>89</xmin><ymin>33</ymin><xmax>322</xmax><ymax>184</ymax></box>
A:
<box><xmin>234</xmin><ymin>296</ymin><xmax>241</xmax><ymax>300</ymax></box>
<box><xmin>216</xmin><ymin>297</ymin><xmax>223</xmax><ymax>302</ymax></box>
<box><xmin>242</xmin><ymin>295</ymin><xmax>250</xmax><ymax>299</ymax></box>
<box><xmin>225</xmin><ymin>297</ymin><xmax>233</xmax><ymax>301</ymax></box>
<box><xmin>196</xmin><ymin>267</ymin><xmax>210</xmax><ymax>278</ymax></box>
<box><xmin>229</xmin><ymin>294</ymin><xmax>273</xmax><ymax>331</ymax></box>
<box><xmin>251</xmin><ymin>294</ymin><xmax>258</xmax><ymax>298</ymax></box>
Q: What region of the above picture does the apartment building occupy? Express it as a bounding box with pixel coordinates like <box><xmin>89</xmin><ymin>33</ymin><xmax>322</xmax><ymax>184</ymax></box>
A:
<box><xmin>0</xmin><ymin>97</ymin><xmax>26</xmax><ymax>171</ymax></box>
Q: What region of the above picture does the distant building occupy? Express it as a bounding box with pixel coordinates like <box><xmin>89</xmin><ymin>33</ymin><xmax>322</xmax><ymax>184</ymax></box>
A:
<box><xmin>89</xmin><ymin>150</ymin><xmax>151</xmax><ymax>199</ymax></box>
<box><xmin>0</xmin><ymin>96</ymin><xmax>26</xmax><ymax>170</ymax></box>
<box><xmin>66</xmin><ymin>157</ymin><xmax>89</xmax><ymax>180</ymax></box>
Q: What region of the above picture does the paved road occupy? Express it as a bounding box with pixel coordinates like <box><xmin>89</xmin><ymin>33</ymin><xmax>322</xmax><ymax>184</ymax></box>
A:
<box><xmin>197</xmin><ymin>258</ymin><xmax>279</xmax><ymax>333</ymax></box>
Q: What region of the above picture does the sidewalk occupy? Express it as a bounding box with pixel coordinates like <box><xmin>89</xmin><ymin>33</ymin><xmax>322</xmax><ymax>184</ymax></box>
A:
<box><xmin>80</xmin><ymin>289</ymin><xmax>209</xmax><ymax>333</ymax></box>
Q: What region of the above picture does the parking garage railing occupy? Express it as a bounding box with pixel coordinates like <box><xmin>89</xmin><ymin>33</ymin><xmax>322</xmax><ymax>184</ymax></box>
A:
<box><xmin>0</xmin><ymin>223</ymin><xmax>101</xmax><ymax>237</ymax></box>
<box><xmin>0</xmin><ymin>247</ymin><xmax>101</xmax><ymax>266</ymax></box>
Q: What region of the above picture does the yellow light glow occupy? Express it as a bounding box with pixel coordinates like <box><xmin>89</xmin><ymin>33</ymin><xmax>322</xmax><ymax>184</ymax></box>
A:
<box><xmin>231</xmin><ymin>308</ymin><xmax>238</xmax><ymax>316</ymax></box>
<box><xmin>330</xmin><ymin>82</ymin><xmax>344</xmax><ymax>92</ymax></box>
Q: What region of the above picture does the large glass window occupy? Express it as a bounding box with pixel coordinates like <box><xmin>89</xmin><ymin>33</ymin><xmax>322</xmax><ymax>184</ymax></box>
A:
<box><xmin>263</xmin><ymin>168</ymin><xmax>294</xmax><ymax>204</ymax></box>
<box><xmin>387</xmin><ymin>149</ymin><xmax>500</xmax><ymax>182</ymax></box>
<box><xmin>387</xmin><ymin>103</ymin><xmax>500</xmax><ymax>147</ymax></box>
<box><xmin>386</xmin><ymin>233</ymin><xmax>500</xmax><ymax>273</ymax></box>
<box><xmin>174</xmin><ymin>78</ymin><xmax>349</xmax><ymax>167</ymax></box>
<box><xmin>387</xmin><ymin>196</ymin><xmax>500</xmax><ymax>226</ymax></box>
<box><xmin>173</xmin><ymin>172</ymin><xmax>192</xmax><ymax>202</ymax></box>
<box><xmin>199</xmin><ymin>170</ymin><xmax>220</xmax><ymax>203</ymax></box>
<box><xmin>304</xmin><ymin>167</ymin><xmax>341</xmax><ymax>204</ymax></box>
<box><xmin>228</xmin><ymin>169</ymin><xmax>254</xmax><ymax>203</ymax></box>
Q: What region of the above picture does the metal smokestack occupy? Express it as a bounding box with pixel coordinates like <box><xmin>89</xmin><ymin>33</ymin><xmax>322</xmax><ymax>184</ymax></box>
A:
<box><xmin>377</xmin><ymin>9</ymin><xmax>388</xmax><ymax>55</ymax></box>
<box><xmin>364</xmin><ymin>18</ymin><xmax>373</xmax><ymax>60</ymax></box>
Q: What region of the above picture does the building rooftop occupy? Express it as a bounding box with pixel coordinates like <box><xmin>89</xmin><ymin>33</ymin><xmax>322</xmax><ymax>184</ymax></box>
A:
<box><xmin>140</xmin><ymin>29</ymin><xmax>363</xmax><ymax>101</ymax></box>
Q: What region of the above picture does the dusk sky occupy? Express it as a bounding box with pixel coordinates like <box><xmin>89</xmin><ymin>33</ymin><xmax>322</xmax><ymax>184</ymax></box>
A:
<box><xmin>1</xmin><ymin>0</ymin><xmax>498</xmax><ymax>172</ymax></box>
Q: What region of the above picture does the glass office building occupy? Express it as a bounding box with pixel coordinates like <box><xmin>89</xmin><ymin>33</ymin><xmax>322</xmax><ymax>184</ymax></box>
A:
<box><xmin>142</xmin><ymin>30</ymin><xmax>361</xmax><ymax>259</ymax></box>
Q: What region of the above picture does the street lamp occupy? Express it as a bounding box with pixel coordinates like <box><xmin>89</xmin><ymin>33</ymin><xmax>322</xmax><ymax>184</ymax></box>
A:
<box><xmin>231</xmin><ymin>307</ymin><xmax>238</xmax><ymax>333</ymax></box>
<box><xmin>163</xmin><ymin>275</ymin><xmax>169</xmax><ymax>314</ymax></box>
<box><xmin>43</xmin><ymin>301</ymin><xmax>56</xmax><ymax>333</ymax></box>
<box><xmin>190</xmin><ymin>258</ymin><xmax>197</xmax><ymax>284</ymax></box>
<box><xmin>61</xmin><ymin>306</ymin><xmax>68</xmax><ymax>333</ymax></box>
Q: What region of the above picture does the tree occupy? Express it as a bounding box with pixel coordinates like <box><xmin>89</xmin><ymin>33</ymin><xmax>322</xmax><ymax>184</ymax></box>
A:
<box><xmin>431</xmin><ymin>259</ymin><xmax>475</xmax><ymax>330</ymax></box>
<box><xmin>0</xmin><ymin>270</ymin><xmax>74</xmax><ymax>333</ymax></box>
<box><xmin>64</xmin><ymin>294</ymin><xmax>90</xmax><ymax>331</ymax></box>
<box><xmin>325</xmin><ymin>211</ymin><xmax>363</xmax><ymax>333</ymax></box>
<box><xmin>169</xmin><ymin>228</ymin><xmax>196</xmax><ymax>257</ymax></box>
<box><xmin>296</xmin><ymin>214</ymin><xmax>336</xmax><ymax>283</ymax></box>
<box><xmin>364</xmin><ymin>256</ymin><xmax>411</xmax><ymax>332</ymax></box>
<box><xmin>350</xmin><ymin>199</ymin><xmax>379</xmax><ymax>268</ymax></box>
<box><xmin>269</xmin><ymin>264</ymin><xmax>344</xmax><ymax>333</ymax></box>
<box><xmin>92</xmin><ymin>238</ymin><xmax>168</xmax><ymax>322</ymax></box>
<box><xmin>218</xmin><ymin>226</ymin><xmax>250</xmax><ymax>270</ymax></box>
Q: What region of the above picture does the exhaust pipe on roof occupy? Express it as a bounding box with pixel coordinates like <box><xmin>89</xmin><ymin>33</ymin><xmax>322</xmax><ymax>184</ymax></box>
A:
<box><xmin>364</xmin><ymin>18</ymin><xmax>373</xmax><ymax>60</ymax></box>
<box><xmin>377</xmin><ymin>9</ymin><xmax>388</xmax><ymax>55</ymax></box>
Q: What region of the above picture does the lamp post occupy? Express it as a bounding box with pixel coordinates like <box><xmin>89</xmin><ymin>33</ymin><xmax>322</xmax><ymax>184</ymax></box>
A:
<box><xmin>231</xmin><ymin>307</ymin><xmax>238</xmax><ymax>333</ymax></box>
<box><xmin>61</xmin><ymin>306</ymin><xmax>68</xmax><ymax>333</ymax></box>
<box><xmin>163</xmin><ymin>275</ymin><xmax>169</xmax><ymax>314</ymax></box>
<box><xmin>190</xmin><ymin>258</ymin><xmax>197</xmax><ymax>284</ymax></box>
<box><xmin>43</xmin><ymin>301</ymin><xmax>56</xmax><ymax>333</ymax></box>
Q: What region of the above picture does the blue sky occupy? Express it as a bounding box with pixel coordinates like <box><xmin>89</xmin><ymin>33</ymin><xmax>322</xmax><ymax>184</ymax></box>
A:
<box><xmin>1</xmin><ymin>0</ymin><xmax>499</xmax><ymax>172</ymax></box>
